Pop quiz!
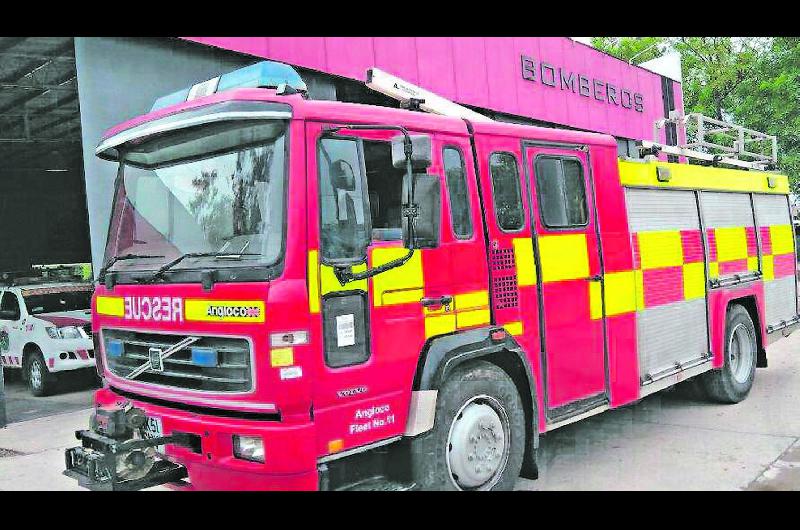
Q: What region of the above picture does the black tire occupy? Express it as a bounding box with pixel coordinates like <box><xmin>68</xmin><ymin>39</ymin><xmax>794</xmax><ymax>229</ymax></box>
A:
<box><xmin>24</xmin><ymin>350</ymin><xmax>56</xmax><ymax>397</ymax></box>
<box><xmin>409</xmin><ymin>360</ymin><xmax>526</xmax><ymax>491</ymax></box>
<box><xmin>701</xmin><ymin>304</ymin><xmax>757</xmax><ymax>403</ymax></box>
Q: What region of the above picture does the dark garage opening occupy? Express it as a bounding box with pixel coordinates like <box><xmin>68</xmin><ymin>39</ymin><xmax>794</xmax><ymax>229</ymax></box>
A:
<box><xmin>0</xmin><ymin>37</ymin><xmax>90</xmax><ymax>272</ymax></box>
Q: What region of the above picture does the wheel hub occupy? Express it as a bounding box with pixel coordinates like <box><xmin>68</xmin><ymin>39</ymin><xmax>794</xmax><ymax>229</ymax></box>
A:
<box><xmin>30</xmin><ymin>359</ymin><xmax>42</xmax><ymax>390</ymax></box>
<box><xmin>447</xmin><ymin>397</ymin><xmax>509</xmax><ymax>490</ymax></box>
<box><xmin>729</xmin><ymin>322</ymin><xmax>755</xmax><ymax>384</ymax></box>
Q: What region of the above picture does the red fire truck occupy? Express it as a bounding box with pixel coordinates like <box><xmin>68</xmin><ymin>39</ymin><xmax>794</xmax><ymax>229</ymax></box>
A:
<box><xmin>64</xmin><ymin>61</ymin><xmax>798</xmax><ymax>491</ymax></box>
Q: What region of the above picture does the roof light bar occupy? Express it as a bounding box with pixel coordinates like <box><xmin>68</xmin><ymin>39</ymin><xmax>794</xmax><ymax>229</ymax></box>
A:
<box><xmin>151</xmin><ymin>61</ymin><xmax>308</xmax><ymax>111</ymax></box>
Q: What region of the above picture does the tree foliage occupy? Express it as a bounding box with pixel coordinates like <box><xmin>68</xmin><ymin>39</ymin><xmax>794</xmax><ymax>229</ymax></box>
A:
<box><xmin>591</xmin><ymin>37</ymin><xmax>800</xmax><ymax>191</ymax></box>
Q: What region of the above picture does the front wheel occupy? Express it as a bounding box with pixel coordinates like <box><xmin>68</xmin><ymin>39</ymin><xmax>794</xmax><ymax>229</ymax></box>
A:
<box><xmin>26</xmin><ymin>351</ymin><xmax>56</xmax><ymax>397</ymax></box>
<box><xmin>409</xmin><ymin>360</ymin><xmax>526</xmax><ymax>491</ymax></box>
<box><xmin>701</xmin><ymin>304</ymin><xmax>757</xmax><ymax>403</ymax></box>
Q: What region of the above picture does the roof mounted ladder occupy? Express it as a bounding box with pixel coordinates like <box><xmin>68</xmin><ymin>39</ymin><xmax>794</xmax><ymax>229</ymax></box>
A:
<box><xmin>642</xmin><ymin>112</ymin><xmax>778</xmax><ymax>171</ymax></box>
<box><xmin>365</xmin><ymin>67</ymin><xmax>493</xmax><ymax>123</ymax></box>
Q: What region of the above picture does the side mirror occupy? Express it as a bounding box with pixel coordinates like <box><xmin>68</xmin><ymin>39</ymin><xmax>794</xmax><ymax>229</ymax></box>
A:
<box><xmin>403</xmin><ymin>173</ymin><xmax>441</xmax><ymax>249</ymax></box>
<box><xmin>392</xmin><ymin>134</ymin><xmax>432</xmax><ymax>171</ymax></box>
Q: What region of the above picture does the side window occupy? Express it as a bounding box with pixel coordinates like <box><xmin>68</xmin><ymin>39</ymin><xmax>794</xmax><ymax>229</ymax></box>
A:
<box><xmin>363</xmin><ymin>140</ymin><xmax>406</xmax><ymax>241</ymax></box>
<box><xmin>535</xmin><ymin>156</ymin><xmax>588</xmax><ymax>228</ymax></box>
<box><xmin>318</xmin><ymin>137</ymin><xmax>371</xmax><ymax>263</ymax></box>
<box><xmin>489</xmin><ymin>152</ymin><xmax>524</xmax><ymax>231</ymax></box>
<box><xmin>443</xmin><ymin>147</ymin><xmax>473</xmax><ymax>239</ymax></box>
<box><xmin>0</xmin><ymin>292</ymin><xmax>21</xmax><ymax>321</ymax></box>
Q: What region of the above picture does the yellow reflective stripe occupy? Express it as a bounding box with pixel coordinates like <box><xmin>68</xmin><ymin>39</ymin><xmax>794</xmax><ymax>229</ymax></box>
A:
<box><xmin>96</xmin><ymin>296</ymin><xmax>124</xmax><ymax>317</ymax></box>
<box><xmin>762</xmin><ymin>254</ymin><xmax>774</xmax><ymax>280</ymax></box>
<box><xmin>512</xmin><ymin>237</ymin><xmax>537</xmax><ymax>286</ymax></box>
<box><xmin>634</xmin><ymin>269</ymin><xmax>645</xmax><ymax>311</ymax></box>
<box><xmin>747</xmin><ymin>256</ymin><xmax>759</xmax><ymax>272</ymax></box>
<box><xmin>270</xmin><ymin>347</ymin><xmax>293</xmax><ymax>368</ymax></box>
<box><xmin>603</xmin><ymin>270</ymin><xmax>637</xmax><ymax>316</ymax></box>
<box><xmin>714</xmin><ymin>227</ymin><xmax>748</xmax><ymax>262</ymax></box>
<box><xmin>382</xmin><ymin>288</ymin><xmax>424</xmax><ymax>306</ymax></box>
<box><xmin>682</xmin><ymin>262</ymin><xmax>706</xmax><ymax>300</ymax></box>
<box><xmin>638</xmin><ymin>230</ymin><xmax>683</xmax><ymax>270</ymax></box>
<box><xmin>538</xmin><ymin>233</ymin><xmax>589</xmax><ymax>282</ymax></box>
<box><xmin>371</xmin><ymin>247</ymin><xmax>423</xmax><ymax>307</ymax></box>
<box><xmin>184</xmin><ymin>300</ymin><xmax>265</xmax><ymax>323</ymax></box>
<box><xmin>425</xmin><ymin>314</ymin><xmax>456</xmax><ymax>338</ymax></box>
<box><xmin>454</xmin><ymin>290</ymin><xmax>489</xmax><ymax>311</ymax></box>
<box><xmin>708</xmin><ymin>261</ymin><xmax>720</xmax><ymax>279</ymax></box>
<box><xmin>308</xmin><ymin>250</ymin><xmax>320</xmax><ymax>314</ymax></box>
<box><xmin>770</xmin><ymin>224</ymin><xmax>795</xmax><ymax>255</ymax></box>
<box><xmin>503</xmin><ymin>321</ymin><xmax>523</xmax><ymax>336</ymax></box>
<box><xmin>589</xmin><ymin>281</ymin><xmax>603</xmax><ymax>320</ymax></box>
<box><xmin>456</xmin><ymin>308</ymin><xmax>490</xmax><ymax>328</ymax></box>
<box><xmin>320</xmin><ymin>263</ymin><xmax>368</xmax><ymax>295</ymax></box>
<box><xmin>619</xmin><ymin>160</ymin><xmax>789</xmax><ymax>194</ymax></box>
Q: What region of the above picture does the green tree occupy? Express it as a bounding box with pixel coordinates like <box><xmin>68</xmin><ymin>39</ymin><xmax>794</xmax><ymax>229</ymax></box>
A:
<box><xmin>593</xmin><ymin>37</ymin><xmax>800</xmax><ymax>190</ymax></box>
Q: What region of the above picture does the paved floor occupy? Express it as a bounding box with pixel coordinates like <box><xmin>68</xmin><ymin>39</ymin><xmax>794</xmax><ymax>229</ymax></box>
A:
<box><xmin>0</xmin><ymin>332</ymin><xmax>798</xmax><ymax>490</ymax></box>
<box><xmin>1</xmin><ymin>369</ymin><xmax>98</xmax><ymax>424</ymax></box>
<box><xmin>517</xmin><ymin>330</ymin><xmax>800</xmax><ymax>490</ymax></box>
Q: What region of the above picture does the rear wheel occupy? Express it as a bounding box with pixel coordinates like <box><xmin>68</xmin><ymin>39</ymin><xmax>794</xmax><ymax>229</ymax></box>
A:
<box><xmin>701</xmin><ymin>304</ymin><xmax>757</xmax><ymax>403</ymax></box>
<box><xmin>25</xmin><ymin>350</ymin><xmax>56</xmax><ymax>397</ymax></box>
<box><xmin>409</xmin><ymin>360</ymin><xmax>525</xmax><ymax>491</ymax></box>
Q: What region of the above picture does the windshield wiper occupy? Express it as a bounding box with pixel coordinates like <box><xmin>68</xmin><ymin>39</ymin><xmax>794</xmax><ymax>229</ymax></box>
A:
<box><xmin>145</xmin><ymin>251</ymin><xmax>259</xmax><ymax>283</ymax></box>
<box><xmin>98</xmin><ymin>253</ymin><xmax>164</xmax><ymax>280</ymax></box>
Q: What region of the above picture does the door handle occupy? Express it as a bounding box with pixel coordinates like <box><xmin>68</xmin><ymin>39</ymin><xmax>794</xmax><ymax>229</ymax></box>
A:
<box><xmin>588</xmin><ymin>274</ymin><xmax>603</xmax><ymax>282</ymax></box>
<box><xmin>420</xmin><ymin>295</ymin><xmax>453</xmax><ymax>309</ymax></box>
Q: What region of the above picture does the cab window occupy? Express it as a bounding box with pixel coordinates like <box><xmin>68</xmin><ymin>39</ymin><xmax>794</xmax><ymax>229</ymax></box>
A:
<box><xmin>535</xmin><ymin>156</ymin><xmax>588</xmax><ymax>228</ymax></box>
<box><xmin>489</xmin><ymin>152</ymin><xmax>524</xmax><ymax>231</ymax></box>
<box><xmin>443</xmin><ymin>146</ymin><xmax>473</xmax><ymax>239</ymax></box>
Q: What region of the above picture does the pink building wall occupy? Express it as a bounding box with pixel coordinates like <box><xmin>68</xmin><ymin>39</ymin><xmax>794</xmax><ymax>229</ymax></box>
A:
<box><xmin>182</xmin><ymin>37</ymin><xmax>683</xmax><ymax>143</ymax></box>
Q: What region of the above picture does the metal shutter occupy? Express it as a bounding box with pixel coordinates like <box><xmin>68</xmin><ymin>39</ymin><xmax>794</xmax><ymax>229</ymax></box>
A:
<box><xmin>625</xmin><ymin>188</ymin><xmax>709</xmax><ymax>382</ymax></box>
<box><xmin>754</xmin><ymin>194</ymin><xmax>797</xmax><ymax>326</ymax></box>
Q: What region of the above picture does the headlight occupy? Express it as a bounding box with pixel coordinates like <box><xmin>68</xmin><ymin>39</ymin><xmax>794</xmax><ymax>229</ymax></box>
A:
<box><xmin>232</xmin><ymin>435</ymin><xmax>265</xmax><ymax>463</ymax></box>
<box><xmin>46</xmin><ymin>326</ymin><xmax>82</xmax><ymax>340</ymax></box>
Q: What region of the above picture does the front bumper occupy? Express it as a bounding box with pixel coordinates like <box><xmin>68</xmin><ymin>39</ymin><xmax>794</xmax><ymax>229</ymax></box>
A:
<box><xmin>87</xmin><ymin>387</ymin><xmax>319</xmax><ymax>491</ymax></box>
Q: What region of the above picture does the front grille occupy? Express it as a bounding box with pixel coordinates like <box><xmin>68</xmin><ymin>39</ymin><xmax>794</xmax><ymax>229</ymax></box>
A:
<box><xmin>102</xmin><ymin>329</ymin><xmax>252</xmax><ymax>393</ymax></box>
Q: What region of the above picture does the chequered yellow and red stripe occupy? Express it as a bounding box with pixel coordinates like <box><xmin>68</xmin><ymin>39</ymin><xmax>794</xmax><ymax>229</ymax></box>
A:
<box><xmin>705</xmin><ymin>226</ymin><xmax>759</xmax><ymax>279</ymax></box>
<box><xmin>758</xmin><ymin>224</ymin><xmax>796</xmax><ymax>281</ymax></box>
<box><xmin>628</xmin><ymin>228</ymin><xmax>706</xmax><ymax>311</ymax></box>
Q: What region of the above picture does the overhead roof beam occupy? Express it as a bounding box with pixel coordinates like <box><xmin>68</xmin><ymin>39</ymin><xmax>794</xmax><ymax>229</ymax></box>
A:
<box><xmin>0</xmin><ymin>71</ymin><xmax>78</xmax><ymax>115</ymax></box>
<box><xmin>0</xmin><ymin>52</ymin><xmax>75</xmax><ymax>62</ymax></box>
<box><xmin>0</xmin><ymin>40</ymin><xmax>73</xmax><ymax>83</ymax></box>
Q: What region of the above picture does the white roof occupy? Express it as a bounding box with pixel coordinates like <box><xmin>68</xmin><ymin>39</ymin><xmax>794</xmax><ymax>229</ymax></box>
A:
<box><xmin>5</xmin><ymin>282</ymin><xmax>93</xmax><ymax>293</ymax></box>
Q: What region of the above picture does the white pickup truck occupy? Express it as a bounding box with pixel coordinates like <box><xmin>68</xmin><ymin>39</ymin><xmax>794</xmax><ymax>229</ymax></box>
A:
<box><xmin>0</xmin><ymin>282</ymin><xmax>95</xmax><ymax>396</ymax></box>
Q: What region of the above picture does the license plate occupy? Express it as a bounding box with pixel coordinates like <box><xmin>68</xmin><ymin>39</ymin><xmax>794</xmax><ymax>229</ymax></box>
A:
<box><xmin>143</xmin><ymin>416</ymin><xmax>165</xmax><ymax>453</ymax></box>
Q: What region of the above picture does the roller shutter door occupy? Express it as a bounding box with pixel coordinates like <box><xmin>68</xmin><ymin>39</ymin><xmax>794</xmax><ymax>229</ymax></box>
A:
<box><xmin>625</xmin><ymin>188</ymin><xmax>709</xmax><ymax>382</ymax></box>
<box><xmin>753</xmin><ymin>194</ymin><xmax>798</xmax><ymax>326</ymax></box>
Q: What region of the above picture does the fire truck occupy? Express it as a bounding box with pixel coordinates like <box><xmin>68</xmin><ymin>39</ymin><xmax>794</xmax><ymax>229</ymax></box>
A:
<box><xmin>64</xmin><ymin>61</ymin><xmax>798</xmax><ymax>491</ymax></box>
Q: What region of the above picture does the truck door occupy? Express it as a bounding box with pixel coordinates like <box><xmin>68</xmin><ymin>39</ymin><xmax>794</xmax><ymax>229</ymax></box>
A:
<box><xmin>305</xmin><ymin>122</ymin><xmax>488</xmax><ymax>457</ymax></box>
<box><xmin>523</xmin><ymin>144</ymin><xmax>607</xmax><ymax>418</ymax></box>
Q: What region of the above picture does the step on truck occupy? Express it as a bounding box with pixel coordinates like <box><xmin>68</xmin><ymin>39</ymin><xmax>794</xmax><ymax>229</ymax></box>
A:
<box><xmin>64</xmin><ymin>61</ymin><xmax>799</xmax><ymax>491</ymax></box>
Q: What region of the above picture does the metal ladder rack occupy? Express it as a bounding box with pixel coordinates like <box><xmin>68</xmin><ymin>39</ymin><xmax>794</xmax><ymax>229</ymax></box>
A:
<box><xmin>643</xmin><ymin>111</ymin><xmax>778</xmax><ymax>171</ymax></box>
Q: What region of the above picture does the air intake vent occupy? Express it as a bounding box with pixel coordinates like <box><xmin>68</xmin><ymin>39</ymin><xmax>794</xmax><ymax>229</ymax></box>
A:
<box><xmin>490</xmin><ymin>247</ymin><xmax>519</xmax><ymax>309</ymax></box>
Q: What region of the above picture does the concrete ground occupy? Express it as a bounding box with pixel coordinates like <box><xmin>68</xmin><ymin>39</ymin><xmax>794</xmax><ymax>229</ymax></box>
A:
<box><xmin>1</xmin><ymin>368</ymin><xmax>97</xmax><ymax>424</ymax></box>
<box><xmin>517</xmin><ymin>330</ymin><xmax>800</xmax><ymax>490</ymax></box>
<box><xmin>0</xmin><ymin>332</ymin><xmax>798</xmax><ymax>490</ymax></box>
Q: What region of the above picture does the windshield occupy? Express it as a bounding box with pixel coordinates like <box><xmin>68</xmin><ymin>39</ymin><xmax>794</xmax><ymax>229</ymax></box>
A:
<box><xmin>24</xmin><ymin>290</ymin><xmax>92</xmax><ymax>315</ymax></box>
<box><xmin>104</xmin><ymin>120</ymin><xmax>288</xmax><ymax>274</ymax></box>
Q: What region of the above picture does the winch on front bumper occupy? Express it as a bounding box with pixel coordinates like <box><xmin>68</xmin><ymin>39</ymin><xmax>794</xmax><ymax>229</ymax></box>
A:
<box><xmin>63</xmin><ymin>404</ymin><xmax>193</xmax><ymax>491</ymax></box>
